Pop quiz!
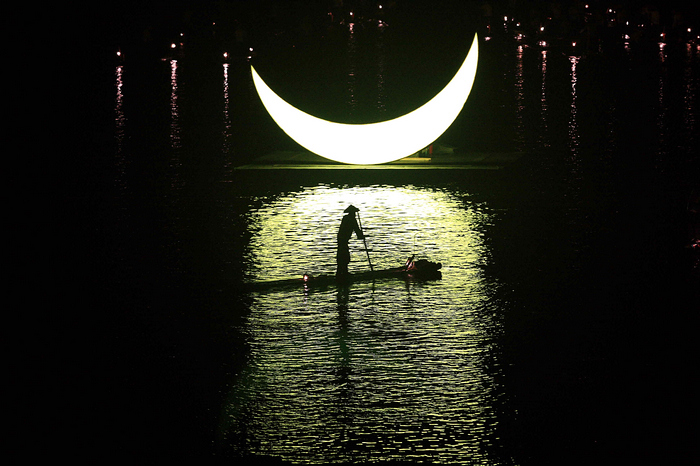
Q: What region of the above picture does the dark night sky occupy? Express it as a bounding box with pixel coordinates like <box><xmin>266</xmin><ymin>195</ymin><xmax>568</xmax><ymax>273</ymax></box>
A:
<box><xmin>85</xmin><ymin>0</ymin><xmax>699</xmax><ymax>46</ymax></box>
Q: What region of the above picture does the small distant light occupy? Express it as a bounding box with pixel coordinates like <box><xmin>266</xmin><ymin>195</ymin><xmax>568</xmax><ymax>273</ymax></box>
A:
<box><xmin>171</xmin><ymin>43</ymin><xmax>177</xmax><ymax>49</ymax></box>
<box><xmin>180</xmin><ymin>32</ymin><xmax>184</xmax><ymax>37</ymax></box>
<box><xmin>688</xmin><ymin>28</ymin><xmax>692</xmax><ymax>33</ymax></box>
<box><xmin>540</xmin><ymin>26</ymin><xmax>545</xmax><ymax>32</ymax></box>
<box><xmin>249</xmin><ymin>47</ymin><xmax>253</xmax><ymax>52</ymax></box>
<box><xmin>485</xmin><ymin>36</ymin><xmax>491</xmax><ymax>41</ymax></box>
<box><xmin>504</xmin><ymin>16</ymin><xmax>508</xmax><ymax>22</ymax></box>
<box><xmin>223</xmin><ymin>52</ymin><xmax>228</xmax><ymax>59</ymax></box>
<box><xmin>378</xmin><ymin>4</ymin><xmax>382</xmax><ymax>9</ymax></box>
<box><xmin>116</xmin><ymin>50</ymin><xmax>122</xmax><ymax>57</ymax></box>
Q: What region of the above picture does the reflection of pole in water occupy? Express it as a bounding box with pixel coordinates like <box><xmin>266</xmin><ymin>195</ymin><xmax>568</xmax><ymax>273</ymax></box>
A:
<box><xmin>336</xmin><ymin>285</ymin><xmax>350</xmax><ymax>355</ymax></box>
<box><xmin>334</xmin><ymin>284</ymin><xmax>352</xmax><ymax>424</ymax></box>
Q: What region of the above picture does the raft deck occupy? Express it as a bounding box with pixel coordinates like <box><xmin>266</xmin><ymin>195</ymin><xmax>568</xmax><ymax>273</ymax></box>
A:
<box><xmin>246</xmin><ymin>267</ymin><xmax>442</xmax><ymax>291</ymax></box>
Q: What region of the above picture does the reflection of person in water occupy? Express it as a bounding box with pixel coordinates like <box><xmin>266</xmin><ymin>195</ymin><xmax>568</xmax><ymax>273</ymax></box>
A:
<box><xmin>337</xmin><ymin>205</ymin><xmax>364</xmax><ymax>276</ymax></box>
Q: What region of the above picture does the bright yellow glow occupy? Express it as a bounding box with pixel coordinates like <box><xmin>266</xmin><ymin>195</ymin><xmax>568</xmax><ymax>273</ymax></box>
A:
<box><xmin>251</xmin><ymin>34</ymin><xmax>479</xmax><ymax>165</ymax></box>
<box><xmin>223</xmin><ymin>185</ymin><xmax>501</xmax><ymax>463</ymax></box>
<box><xmin>246</xmin><ymin>185</ymin><xmax>491</xmax><ymax>280</ymax></box>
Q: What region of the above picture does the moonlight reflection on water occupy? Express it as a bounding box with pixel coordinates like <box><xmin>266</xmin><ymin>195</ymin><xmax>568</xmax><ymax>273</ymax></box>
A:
<box><xmin>220</xmin><ymin>185</ymin><xmax>507</xmax><ymax>464</ymax></box>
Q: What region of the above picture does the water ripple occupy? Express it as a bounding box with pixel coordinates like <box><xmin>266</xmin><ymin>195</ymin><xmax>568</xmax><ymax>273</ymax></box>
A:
<box><xmin>221</xmin><ymin>185</ymin><xmax>508</xmax><ymax>464</ymax></box>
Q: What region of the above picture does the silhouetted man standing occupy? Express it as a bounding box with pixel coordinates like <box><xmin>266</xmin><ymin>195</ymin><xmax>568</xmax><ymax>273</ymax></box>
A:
<box><xmin>337</xmin><ymin>205</ymin><xmax>364</xmax><ymax>276</ymax></box>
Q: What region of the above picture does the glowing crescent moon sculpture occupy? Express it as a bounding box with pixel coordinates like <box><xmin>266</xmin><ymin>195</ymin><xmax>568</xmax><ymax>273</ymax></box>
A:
<box><xmin>252</xmin><ymin>34</ymin><xmax>479</xmax><ymax>165</ymax></box>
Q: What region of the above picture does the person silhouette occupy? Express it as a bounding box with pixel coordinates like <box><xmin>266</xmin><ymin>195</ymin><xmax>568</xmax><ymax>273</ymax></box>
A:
<box><xmin>336</xmin><ymin>205</ymin><xmax>364</xmax><ymax>277</ymax></box>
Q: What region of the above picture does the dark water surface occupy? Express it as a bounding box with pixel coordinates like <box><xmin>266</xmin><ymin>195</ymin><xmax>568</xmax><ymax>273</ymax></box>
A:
<box><xmin>67</xmin><ymin>6</ymin><xmax>699</xmax><ymax>465</ymax></box>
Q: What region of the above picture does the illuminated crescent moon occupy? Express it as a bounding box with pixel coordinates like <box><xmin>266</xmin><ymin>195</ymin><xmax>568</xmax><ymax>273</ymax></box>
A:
<box><xmin>252</xmin><ymin>34</ymin><xmax>479</xmax><ymax>165</ymax></box>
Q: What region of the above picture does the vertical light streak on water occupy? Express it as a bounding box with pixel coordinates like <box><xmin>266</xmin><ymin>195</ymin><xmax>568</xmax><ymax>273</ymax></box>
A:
<box><xmin>568</xmin><ymin>56</ymin><xmax>580</xmax><ymax>160</ymax></box>
<box><xmin>222</xmin><ymin>63</ymin><xmax>234</xmax><ymax>181</ymax></box>
<box><xmin>223</xmin><ymin>63</ymin><xmax>232</xmax><ymax>155</ymax></box>
<box><xmin>111</xmin><ymin>64</ymin><xmax>134</xmax><ymax>275</ymax></box>
<box><xmin>168</xmin><ymin>59</ymin><xmax>184</xmax><ymax>191</ymax></box>
<box><xmin>514</xmin><ymin>44</ymin><xmax>525</xmax><ymax>152</ymax></box>
<box><xmin>376</xmin><ymin>24</ymin><xmax>386</xmax><ymax>115</ymax></box>
<box><xmin>656</xmin><ymin>42</ymin><xmax>669</xmax><ymax>168</ymax></box>
<box><xmin>565</xmin><ymin>55</ymin><xmax>587</xmax><ymax>261</ymax></box>
<box><xmin>115</xmin><ymin>65</ymin><xmax>126</xmax><ymax>154</ymax></box>
<box><xmin>113</xmin><ymin>63</ymin><xmax>130</xmax><ymax>240</ymax></box>
<box><xmin>163</xmin><ymin>59</ymin><xmax>185</xmax><ymax>274</ymax></box>
<box><xmin>347</xmin><ymin>22</ymin><xmax>357</xmax><ymax>120</ymax></box>
<box><xmin>114</xmin><ymin>65</ymin><xmax>127</xmax><ymax>192</ymax></box>
<box><xmin>170</xmin><ymin>59</ymin><xmax>181</xmax><ymax>150</ymax></box>
<box><xmin>682</xmin><ymin>42</ymin><xmax>697</xmax><ymax>157</ymax></box>
<box><xmin>221</xmin><ymin>186</ymin><xmax>507</xmax><ymax>464</ymax></box>
<box><xmin>538</xmin><ymin>50</ymin><xmax>549</xmax><ymax>149</ymax></box>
